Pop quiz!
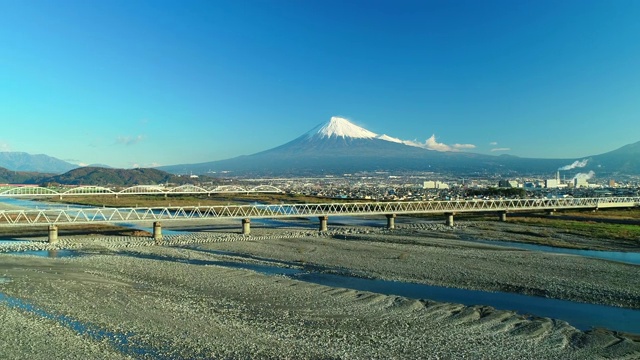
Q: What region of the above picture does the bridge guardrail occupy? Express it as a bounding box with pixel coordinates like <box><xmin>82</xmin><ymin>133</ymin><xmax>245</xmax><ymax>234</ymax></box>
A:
<box><xmin>0</xmin><ymin>197</ymin><xmax>638</xmax><ymax>226</ymax></box>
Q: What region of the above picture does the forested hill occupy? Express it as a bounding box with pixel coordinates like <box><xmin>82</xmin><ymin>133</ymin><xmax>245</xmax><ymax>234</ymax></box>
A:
<box><xmin>39</xmin><ymin>167</ymin><xmax>196</xmax><ymax>186</ymax></box>
<box><xmin>0</xmin><ymin>167</ymin><xmax>46</xmax><ymax>184</ymax></box>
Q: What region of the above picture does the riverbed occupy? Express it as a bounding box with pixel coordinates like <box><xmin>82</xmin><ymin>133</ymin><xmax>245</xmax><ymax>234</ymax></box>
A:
<box><xmin>1</xmin><ymin>219</ymin><xmax>639</xmax><ymax>358</ymax></box>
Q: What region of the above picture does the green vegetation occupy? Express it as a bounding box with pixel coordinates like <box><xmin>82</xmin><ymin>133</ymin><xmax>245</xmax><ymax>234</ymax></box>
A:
<box><xmin>1</xmin><ymin>166</ymin><xmax>215</xmax><ymax>187</ymax></box>
<box><xmin>41</xmin><ymin>167</ymin><xmax>192</xmax><ymax>187</ymax></box>
<box><xmin>509</xmin><ymin>217</ymin><xmax>640</xmax><ymax>242</ymax></box>
<box><xmin>0</xmin><ymin>167</ymin><xmax>45</xmax><ymax>184</ymax></box>
<box><xmin>561</xmin><ymin>208</ymin><xmax>640</xmax><ymax>219</ymax></box>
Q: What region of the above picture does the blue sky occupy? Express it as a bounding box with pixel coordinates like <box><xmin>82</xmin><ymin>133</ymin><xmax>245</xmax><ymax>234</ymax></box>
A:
<box><xmin>1</xmin><ymin>0</ymin><xmax>639</xmax><ymax>168</ymax></box>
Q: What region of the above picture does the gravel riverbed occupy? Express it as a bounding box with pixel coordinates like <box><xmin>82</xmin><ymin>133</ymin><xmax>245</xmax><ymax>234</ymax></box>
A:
<box><xmin>1</xmin><ymin>220</ymin><xmax>639</xmax><ymax>359</ymax></box>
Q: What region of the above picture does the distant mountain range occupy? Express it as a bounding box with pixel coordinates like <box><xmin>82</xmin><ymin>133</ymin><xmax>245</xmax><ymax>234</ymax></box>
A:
<box><xmin>589</xmin><ymin>141</ymin><xmax>640</xmax><ymax>175</ymax></box>
<box><xmin>3</xmin><ymin>117</ymin><xmax>640</xmax><ymax>179</ymax></box>
<box><xmin>0</xmin><ymin>166</ymin><xmax>202</xmax><ymax>187</ymax></box>
<box><xmin>0</xmin><ymin>152</ymin><xmax>77</xmax><ymax>174</ymax></box>
<box><xmin>159</xmin><ymin>117</ymin><xmax>640</xmax><ymax>177</ymax></box>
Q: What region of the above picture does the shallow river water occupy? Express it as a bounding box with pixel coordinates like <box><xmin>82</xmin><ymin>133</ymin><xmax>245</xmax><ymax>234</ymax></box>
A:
<box><xmin>5</xmin><ymin>246</ymin><xmax>638</xmax><ymax>335</ymax></box>
<box><xmin>2</xmin><ymin>199</ymin><xmax>639</xmax><ymax>335</ymax></box>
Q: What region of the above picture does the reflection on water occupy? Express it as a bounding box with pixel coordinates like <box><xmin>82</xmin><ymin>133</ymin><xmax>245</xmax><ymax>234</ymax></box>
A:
<box><xmin>2</xmin><ymin>198</ymin><xmax>639</xmax><ymax>334</ymax></box>
<box><xmin>471</xmin><ymin>239</ymin><xmax>640</xmax><ymax>265</ymax></box>
<box><xmin>4</xmin><ymin>246</ymin><xmax>640</xmax><ymax>335</ymax></box>
<box><xmin>0</xmin><ymin>239</ymin><xmax>28</xmax><ymax>246</ymax></box>
<box><xmin>0</xmin><ymin>292</ymin><xmax>167</xmax><ymax>358</ymax></box>
<box><xmin>254</xmin><ymin>216</ymin><xmax>387</xmax><ymax>229</ymax></box>
<box><xmin>120</xmin><ymin>249</ymin><xmax>640</xmax><ymax>335</ymax></box>
<box><xmin>294</xmin><ymin>272</ymin><xmax>640</xmax><ymax>334</ymax></box>
<box><xmin>0</xmin><ymin>198</ymin><xmax>89</xmax><ymax>210</ymax></box>
<box><xmin>9</xmin><ymin>249</ymin><xmax>83</xmax><ymax>258</ymax></box>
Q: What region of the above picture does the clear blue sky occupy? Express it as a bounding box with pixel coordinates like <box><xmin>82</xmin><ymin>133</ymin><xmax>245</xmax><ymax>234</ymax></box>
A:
<box><xmin>1</xmin><ymin>0</ymin><xmax>639</xmax><ymax>168</ymax></box>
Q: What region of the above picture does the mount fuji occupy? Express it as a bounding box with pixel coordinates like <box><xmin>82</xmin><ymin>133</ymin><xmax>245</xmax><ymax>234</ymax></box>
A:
<box><xmin>160</xmin><ymin>116</ymin><xmax>574</xmax><ymax>176</ymax></box>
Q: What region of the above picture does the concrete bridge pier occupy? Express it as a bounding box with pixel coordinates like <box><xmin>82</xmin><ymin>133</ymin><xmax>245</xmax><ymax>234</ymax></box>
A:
<box><xmin>242</xmin><ymin>218</ymin><xmax>251</xmax><ymax>235</ymax></box>
<box><xmin>386</xmin><ymin>214</ymin><xmax>396</xmax><ymax>229</ymax></box>
<box><xmin>319</xmin><ymin>216</ymin><xmax>328</xmax><ymax>232</ymax></box>
<box><xmin>48</xmin><ymin>225</ymin><xmax>58</xmax><ymax>243</ymax></box>
<box><xmin>445</xmin><ymin>213</ymin><xmax>455</xmax><ymax>227</ymax></box>
<box><xmin>499</xmin><ymin>211</ymin><xmax>508</xmax><ymax>222</ymax></box>
<box><xmin>153</xmin><ymin>221</ymin><xmax>163</xmax><ymax>241</ymax></box>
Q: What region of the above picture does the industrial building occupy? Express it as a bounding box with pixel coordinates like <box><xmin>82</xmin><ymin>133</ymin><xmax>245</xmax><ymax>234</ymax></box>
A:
<box><xmin>423</xmin><ymin>181</ymin><xmax>449</xmax><ymax>189</ymax></box>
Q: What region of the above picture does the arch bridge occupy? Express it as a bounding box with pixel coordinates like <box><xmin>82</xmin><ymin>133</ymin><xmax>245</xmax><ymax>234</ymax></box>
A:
<box><xmin>0</xmin><ymin>197</ymin><xmax>638</xmax><ymax>242</ymax></box>
<box><xmin>0</xmin><ymin>184</ymin><xmax>285</xmax><ymax>198</ymax></box>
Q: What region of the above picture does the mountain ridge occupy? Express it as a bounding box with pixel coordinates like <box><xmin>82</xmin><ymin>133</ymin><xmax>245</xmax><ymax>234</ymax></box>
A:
<box><xmin>159</xmin><ymin>117</ymin><xmax>585</xmax><ymax>176</ymax></box>
<box><xmin>5</xmin><ymin>118</ymin><xmax>639</xmax><ymax>178</ymax></box>
<box><xmin>0</xmin><ymin>152</ymin><xmax>78</xmax><ymax>174</ymax></box>
<box><xmin>0</xmin><ymin>166</ymin><xmax>208</xmax><ymax>187</ymax></box>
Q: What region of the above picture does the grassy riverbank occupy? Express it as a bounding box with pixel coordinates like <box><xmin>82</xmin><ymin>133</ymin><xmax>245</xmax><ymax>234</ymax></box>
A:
<box><xmin>508</xmin><ymin>216</ymin><xmax>640</xmax><ymax>242</ymax></box>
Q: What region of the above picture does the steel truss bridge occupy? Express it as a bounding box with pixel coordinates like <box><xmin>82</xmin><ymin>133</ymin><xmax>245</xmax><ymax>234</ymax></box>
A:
<box><xmin>0</xmin><ymin>184</ymin><xmax>284</xmax><ymax>198</ymax></box>
<box><xmin>0</xmin><ymin>197</ymin><xmax>638</xmax><ymax>227</ymax></box>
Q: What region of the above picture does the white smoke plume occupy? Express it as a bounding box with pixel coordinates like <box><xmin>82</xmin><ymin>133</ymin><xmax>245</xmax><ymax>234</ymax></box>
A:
<box><xmin>559</xmin><ymin>159</ymin><xmax>589</xmax><ymax>171</ymax></box>
<box><xmin>573</xmin><ymin>170</ymin><xmax>595</xmax><ymax>181</ymax></box>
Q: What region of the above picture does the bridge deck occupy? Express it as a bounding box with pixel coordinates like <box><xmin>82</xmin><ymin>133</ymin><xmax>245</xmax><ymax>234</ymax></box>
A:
<box><xmin>0</xmin><ymin>197</ymin><xmax>638</xmax><ymax>226</ymax></box>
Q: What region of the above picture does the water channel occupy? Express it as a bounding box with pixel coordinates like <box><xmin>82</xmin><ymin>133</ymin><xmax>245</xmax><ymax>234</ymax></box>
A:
<box><xmin>2</xmin><ymin>198</ymin><xmax>639</xmax><ymax>336</ymax></box>
<box><xmin>4</xmin><ymin>245</ymin><xmax>639</xmax><ymax>335</ymax></box>
<box><xmin>468</xmin><ymin>238</ymin><xmax>640</xmax><ymax>265</ymax></box>
<box><xmin>0</xmin><ymin>291</ymin><xmax>171</xmax><ymax>358</ymax></box>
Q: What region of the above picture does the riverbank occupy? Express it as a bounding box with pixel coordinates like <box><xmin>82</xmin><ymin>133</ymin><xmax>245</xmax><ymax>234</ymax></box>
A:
<box><xmin>2</xmin><ymin>220</ymin><xmax>639</xmax><ymax>309</ymax></box>
<box><xmin>0</xmin><ymin>246</ymin><xmax>637</xmax><ymax>359</ymax></box>
<box><xmin>194</xmin><ymin>226</ymin><xmax>640</xmax><ymax>310</ymax></box>
<box><xmin>1</xmin><ymin>219</ymin><xmax>639</xmax><ymax>358</ymax></box>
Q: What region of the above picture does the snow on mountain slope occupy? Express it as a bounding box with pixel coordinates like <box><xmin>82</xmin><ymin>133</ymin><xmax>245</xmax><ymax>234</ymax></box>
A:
<box><xmin>305</xmin><ymin>117</ymin><xmax>444</xmax><ymax>151</ymax></box>
<box><xmin>307</xmin><ymin>116</ymin><xmax>378</xmax><ymax>139</ymax></box>
<box><xmin>304</xmin><ymin>117</ymin><xmax>446</xmax><ymax>150</ymax></box>
<box><xmin>377</xmin><ymin>134</ymin><xmax>403</xmax><ymax>143</ymax></box>
<box><xmin>159</xmin><ymin>115</ymin><xmax>593</xmax><ymax>176</ymax></box>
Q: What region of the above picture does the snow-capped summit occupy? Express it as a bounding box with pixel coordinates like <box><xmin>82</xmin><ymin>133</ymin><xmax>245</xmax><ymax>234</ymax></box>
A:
<box><xmin>308</xmin><ymin>116</ymin><xmax>378</xmax><ymax>139</ymax></box>
<box><xmin>160</xmin><ymin>114</ymin><xmax>600</xmax><ymax>177</ymax></box>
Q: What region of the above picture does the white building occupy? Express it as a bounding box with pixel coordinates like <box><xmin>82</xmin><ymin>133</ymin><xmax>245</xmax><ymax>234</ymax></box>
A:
<box><xmin>545</xmin><ymin>179</ymin><xmax>559</xmax><ymax>188</ymax></box>
<box><xmin>574</xmin><ymin>177</ymin><xmax>588</xmax><ymax>188</ymax></box>
<box><xmin>423</xmin><ymin>181</ymin><xmax>449</xmax><ymax>189</ymax></box>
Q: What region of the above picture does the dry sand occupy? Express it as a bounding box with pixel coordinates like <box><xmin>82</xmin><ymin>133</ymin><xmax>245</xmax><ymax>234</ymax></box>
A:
<box><xmin>0</xmin><ymin>219</ymin><xmax>639</xmax><ymax>359</ymax></box>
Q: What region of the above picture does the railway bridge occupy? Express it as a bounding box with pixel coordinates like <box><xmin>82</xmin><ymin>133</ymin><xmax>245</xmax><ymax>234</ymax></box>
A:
<box><xmin>1</xmin><ymin>197</ymin><xmax>638</xmax><ymax>242</ymax></box>
<box><xmin>0</xmin><ymin>184</ymin><xmax>285</xmax><ymax>198</ymax></box>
